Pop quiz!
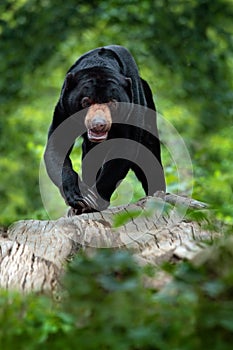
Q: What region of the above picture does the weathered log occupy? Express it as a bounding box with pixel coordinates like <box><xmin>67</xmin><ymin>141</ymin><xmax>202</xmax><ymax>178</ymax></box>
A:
<box><xmin>0</xmin><ymin>192</ymin><xmax>219</xmax><ymax>293</ymax></box>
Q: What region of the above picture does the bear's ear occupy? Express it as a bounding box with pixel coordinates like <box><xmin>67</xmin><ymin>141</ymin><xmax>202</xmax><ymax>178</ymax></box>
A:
<box><xmin>60</xmin><ymin>72</ymin><xmax>77</xmax><ymax>107</ymax></box>
<box><xmin>124</xmin><ymin>77</ymin><xmax>133</xmax><ymax>102</ymax></box>
<box><xmin>64</xmin><ymin>72</ymin><xmax>76</xmax><ymax>91</ymax></box>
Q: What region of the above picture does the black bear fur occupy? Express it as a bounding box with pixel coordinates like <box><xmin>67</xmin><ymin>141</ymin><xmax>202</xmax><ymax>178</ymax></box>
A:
<box><xmin>44</xmin><ymin>45</ymin><xmax>166</xmax><ymax>214</ymax></box>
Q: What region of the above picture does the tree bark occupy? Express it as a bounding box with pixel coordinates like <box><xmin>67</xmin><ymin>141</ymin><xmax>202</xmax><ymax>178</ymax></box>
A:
<box><xmin>0</xmin><ymin>192</ymin><xmax>218</xmax><ymax>293</ymax></box>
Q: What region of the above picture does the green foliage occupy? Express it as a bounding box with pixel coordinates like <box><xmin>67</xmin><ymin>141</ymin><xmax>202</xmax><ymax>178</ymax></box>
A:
<box><xmin>113</xmin><ymin>209</ymin><xmax>142</xmax><ymax>227</ymax></box>
<box><xmin>193</xmin><ymin>126</ymin><xmax>233</xmax><ymax>223</ymax></box>
<box><xmin>0</xmin><ymin>291</ymin><xmax>69</xmax><ymax>350</ymax></box>
<box><xmin>0</xmin><ymin>0</ymin><xmax>232</xmax><ymax>224</ymax></box>
<box><xmin>0</xmin><ymin>1</ymin><xmax>233</xmax><ymax>347</ymax></box>
<box><xmin>112</xmin><ymin>197</ymin><xmax>172</xmax><ymax>227</ymax></box>
<box><xmin>1</xmin><ymin>241</ymin><xmax>233</xmax><ymax>349</ymax></box>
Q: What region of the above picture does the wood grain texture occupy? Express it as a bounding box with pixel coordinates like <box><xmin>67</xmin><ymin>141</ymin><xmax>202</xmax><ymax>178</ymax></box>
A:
<box><xmin>0</xmin><ymin>192</ymin><xmax>218</xmax><ymax>293</ymax></box>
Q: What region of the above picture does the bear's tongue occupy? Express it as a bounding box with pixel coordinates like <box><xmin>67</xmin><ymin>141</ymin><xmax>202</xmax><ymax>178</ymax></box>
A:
<box><xmin>87</xmin><ymin>129</ymin><xmax>108</xmax><ymax>142</ymax></box>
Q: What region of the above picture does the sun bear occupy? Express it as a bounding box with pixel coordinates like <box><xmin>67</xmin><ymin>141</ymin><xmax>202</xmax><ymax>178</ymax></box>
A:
<box><xmin>44</xmin><ymin>45</ymin><xmax>166</xmax><ymax>214</ymax></box>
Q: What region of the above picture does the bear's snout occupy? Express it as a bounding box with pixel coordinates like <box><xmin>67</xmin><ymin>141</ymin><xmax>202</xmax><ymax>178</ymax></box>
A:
<box><xmin>85</xmin><ymin>104</ymin><xmax>112</xmax><ymax>142</ymax></box>
<box><xmin>91</xmin><ymin>116</ymin><xmax>108</xmax><ymax>132</ymax></box>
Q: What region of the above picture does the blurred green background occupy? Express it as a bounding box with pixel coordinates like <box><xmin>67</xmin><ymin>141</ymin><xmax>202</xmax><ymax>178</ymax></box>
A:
<box><xmin>1</xmin><ymin>2</ymin><xmax>233</xmax><ymax>348</ymax></box>
<box><xmin>0</xmin><ymin>0</ymin><xmax>232</xmax><ymax>225</ymax></box>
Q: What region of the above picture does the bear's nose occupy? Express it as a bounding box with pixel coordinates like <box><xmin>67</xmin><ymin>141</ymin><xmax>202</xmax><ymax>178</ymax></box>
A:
<box><xmin>91</xmin><ymin>116</ymin><xmax>107</xmax><ymax>131</ymax></box>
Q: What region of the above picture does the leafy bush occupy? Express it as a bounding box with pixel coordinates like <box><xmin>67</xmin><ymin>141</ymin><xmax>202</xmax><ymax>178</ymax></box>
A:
<box><xmin>1</xmin><ymin>239</ymin><xmax>233</xmax><ymax>349</ymax></box>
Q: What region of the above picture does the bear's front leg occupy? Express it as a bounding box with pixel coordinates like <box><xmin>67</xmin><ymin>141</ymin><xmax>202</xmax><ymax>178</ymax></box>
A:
<box><xmin>94</xmin><ymin>159</ymin><xmax>131</xmax><ymax>207</ymax></box>
<box><xmin>61</xmin><ymin>169</ymin><xmax>99</xmax><ymax>214</ymax></box>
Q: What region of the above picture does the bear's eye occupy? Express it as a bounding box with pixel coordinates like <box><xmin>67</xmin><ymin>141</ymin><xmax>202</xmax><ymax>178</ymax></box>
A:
<box><xmin>81</xmin><ymin>97</ymin><xmax>92</xmax><ymax>108</ymax></box>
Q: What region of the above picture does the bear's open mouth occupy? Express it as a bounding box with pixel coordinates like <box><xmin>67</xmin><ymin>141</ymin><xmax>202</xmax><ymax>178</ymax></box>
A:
<box><xmin>85</xmin><ymin>103</ymin><xmax>112</xmax><ymax>142</ymax></box>
<box><xmin>87</xmin><ymin>129</ymin><xmax>108</xmax><ymax>142</ymax></box>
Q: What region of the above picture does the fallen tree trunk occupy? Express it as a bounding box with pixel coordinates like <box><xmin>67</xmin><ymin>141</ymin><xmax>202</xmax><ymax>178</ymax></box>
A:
<box><xmin>0</xmin><ymin>192</ymin><xmax>219</xmax><ymax>293</ymax></box>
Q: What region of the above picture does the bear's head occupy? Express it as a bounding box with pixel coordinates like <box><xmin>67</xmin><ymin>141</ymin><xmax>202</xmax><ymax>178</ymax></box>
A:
<box><xmin>61</xmin><ymin>67</ymin><xmax>133</xmax><ymax>142</ymax></box>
